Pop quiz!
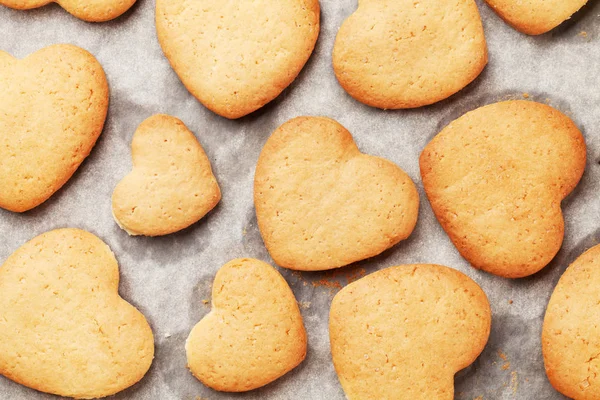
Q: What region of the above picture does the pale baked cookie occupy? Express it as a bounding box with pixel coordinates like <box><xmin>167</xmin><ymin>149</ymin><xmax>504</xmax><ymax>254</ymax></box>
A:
<box><xmin>543</xmin><ymin>244</ymin><xmax>600</xmax><ymax>400</ymax></box>
<box><xmin>186</xmin><ymin>258</ymin><xmax>306</xmax><ymax>392</ymax></box>
<box><xmin>254</xmin><ymin>117</ymin><xmax>419</xmax><ymax>271</ymax></box>
<box><xmin>330</xmin><ymin>264</ymin><xmax>491</xmax><ymax>400</ymax></box>
<box><xmin>156</xmin><ymin>0</ymin><xmax>320</xmax><ymax>119</ymax></box>
<box><xmin>420</xmin><ymin>100</ymin><xmax>586</xmax><ymax>278</ymax></box>
<box><xmin>333</xmin><ymin>0</ymin><xmax>487</xmax><ymax>109</ymax></box>
<box><xmin>112</xmin><ymin>115</ymin><xmax>221</xmax><ymax>236</ymax></box>
<box><xmin>0</xmin><ymin>228</ymin><xmax>154</xmax><ymax>399</ymax></box>
<box><xmin>0</xmin><ymin>0</ymin><xmax>136</xmax><ymax>21</ymax></box>
<box><xmin>485</xmin><ymin>0</ymin><xmax>588</xmax><ymax>35</ymax></box>
<box><xmin>0</xmin><ymin>44</ymin><xmax>108</xmax><ymax>213</ymax></box>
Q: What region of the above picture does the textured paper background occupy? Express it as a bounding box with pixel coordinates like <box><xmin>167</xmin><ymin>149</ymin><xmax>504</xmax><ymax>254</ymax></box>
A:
<box><xmin>1</xmin><ymin>0</ymin><xmax>600</xmax><ymax>398</ymax></box>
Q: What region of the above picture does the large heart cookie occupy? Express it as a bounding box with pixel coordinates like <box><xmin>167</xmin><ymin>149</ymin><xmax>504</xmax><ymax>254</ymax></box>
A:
<box><xmin>0</xmin><ymin>45</ymin><xmax>108</xmax><ymax>213</ymax></box>
<box><xmin>333</xmin><ymin>0</ymin><xmax>487</xmax><ymax>109</ymax></box>
<box><xmin>0</xmin><ymin>228</ymin><xmax>154</xmax><ymax>399</ymax></box>
<box><xmin>186</xmin><ymin>258</ymin><xmax>306</xmax><ymax>392</ymax></box>
<box><xmin>543</xmin><ymin>244</ymin><xmax>600</xmax><ymax>399</ymax></box>
<box><xmin>254</xmin><ymin>117</ymin><xmax>419</xmax><ymax>271</ymax></box>
<box><xmin>0</xmin><ymin>0</ymin><xmax>136</xmax><ymax>21</ymax></box>
<box><xmin>421</xmin><ymin>100</ymin><xmax>586</xmax><ymax>278</ymax></box>
<box><xmin>330</xmin><ymin>264</ymin><xmax>491</xmax><ymax>400</ymax></box>
<box><xmin>112</xmin><ymin>115</ymin><xmax>221</xmax><ymax>236</ymax></box>
<box><xmin>155</xmin><ymin>0</ymin><xmax>320</xmax><ymax>119</ymax></box>
<box><xmin>485</xmin><ymin>0</ymin><xmax>588</xmax><ymax>35</ymax></box>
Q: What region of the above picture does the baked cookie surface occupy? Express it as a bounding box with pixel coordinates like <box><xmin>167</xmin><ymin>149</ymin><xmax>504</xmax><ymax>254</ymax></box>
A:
<box><xmin>0</xmin><ymin>0</ymin><xmax>136</xmax><ymax>21</ymax></box>
<box><xmin>0</xmin><ymin>228</ymin><xmax>154</xmax><ymax>399</ymax></box>
<box><xmin>485</xmin><ymin>0</ymin><xmax>588</xmax><ymax>35</ymax></box>
<box><xmin>420</xmin><ymin>100</ymin><xmax>586</xmax><ymax>278</ymax></box>
<box><xmin>543</xmin><ymin>244</ymin><xmax>600</xmax><ymax>400</ymax></box>
<box><xmin>186</xmin><ymin>258</ymin><xmax>306</xmax><ymax>392</ymax></box>
<box><xmin>155</xmin><ymin>0</ymin><xmax>320</xmax><ymax>119</ymax></box>
<box><xmin>329</xmin><ymin>264</ymin><xmax>491</xmax><ymax>400</ymax></box>
<box><xmin>112</xmin><ymin>114</ymin><xmax>221</xmax><ymax>236</ymax></box>
<box><xmin>0</xmin><ymin>44</ymin><xmax>108</xmax><ymax>213</ymax></box>
<box><xmin>254</xmin><ymin>116</ymin><xmax>419</xmax><ymax>271</ymax></box>
<box><xmin>333</xmin><ymin>0</ymin><xmax>487</xmax><ymax>109</ymax></box>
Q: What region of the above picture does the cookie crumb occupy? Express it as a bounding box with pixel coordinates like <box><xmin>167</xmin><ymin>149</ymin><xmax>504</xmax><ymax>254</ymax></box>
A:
<box><xmin>508</xmin><ymin>299</ymin><xmax>513</xmax><ymax>304</ymax></box>
<box><xmin>202</xmin><ymin>299</ymin><xmax>209</xmax><ymax>305</ymax></box>
<box><xmin>473</xmin><ymin>396</ymin><xmax>483</xmax><ymax>400</ymax></box>
<box><xmin>497</xmin><ymin>350</ymin><xmax>508</xmax><ymax>361</ymax></box>
<box><xmin>502</xmin><ymin>362</ymin><xmax>510</xmax><ymax>370</ymax></box>
<box><xmin>510</xmin><ymin>371</ymin><xmax>518</xmax><ymax>394</ymax></box>
<box><xmin>522</xmin><ymin>93</ymin><xmax>529</xmax><ymax>99</ymax></box>
<box><xmin>298</xmin><ymin>301</ymin><xmax>311</xmax><ymax>310</ymax></box>
<box><xmin>579</xmin><ymin>31</ymin><xmax>588</xmax><ymax>38</ymax></box>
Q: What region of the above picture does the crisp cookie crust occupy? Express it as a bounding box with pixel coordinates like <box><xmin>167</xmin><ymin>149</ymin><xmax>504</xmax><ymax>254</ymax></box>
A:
<box><xmin>420</xmin><ymin>100</ymin><xmax>586</xmax><ymax>278</ymax></box>
<box><xmin>0</xmin><ymin>228</ymin><xmax>154</xmax><ymax>399</ymax></box>
<box><xmin>0</xmin><ymin>0</ymin><xmax>136</xmax><ymax>22</ymax></box>
<box><xmin>485</xmin><ymin>0</ymin><xmax>588</xmax><ymax>35</ymax></box>
<box><xmin>112</xmin><ymin>114</ymin><xmax>221</xmax><ymax>237</ymax></box>
<box><xmin>156</xmin><ymin>0</ymin><xmax>320</xmax><ymax>119</ymax></box>
<box><xmin>543</xmin><ymin>244</ymin><xmax>600</xmax><ymax>400</ymax></box>
<box><xmin>333</xmin><ymin>0</ymin><xmax>487</xmax><ymax>109</ymax></box>
<box><xmin>0</xmin><ymin>44</ymin><xmax>108</xmax><ymax>213</ymax></box>
<box><xmin>330</xmin><ymin>264</ymin><xmax>491</xmax><ymax>400</ymax></box>
<box><xmin>254</xmin><ymin>116</ymin><xmax>419</xmax><ymax>271</ymax></box>
<box><xmin>186</xmin><ymin>258</ymin><xmax>306</xmax><ymax>392</ymax></box>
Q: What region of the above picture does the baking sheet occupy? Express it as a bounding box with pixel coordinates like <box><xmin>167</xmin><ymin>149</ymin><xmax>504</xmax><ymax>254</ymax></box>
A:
<box><xmin>1</xmin><ymin>0</ymin><xmax>600</xmax><ymax>398</ymax></box>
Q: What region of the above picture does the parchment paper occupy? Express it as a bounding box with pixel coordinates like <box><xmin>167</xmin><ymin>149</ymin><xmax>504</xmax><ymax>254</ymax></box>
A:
<box><xmin>1</xmin><ymin>0</ymin><xmax>600</xmax><ymax>398</ymax></box>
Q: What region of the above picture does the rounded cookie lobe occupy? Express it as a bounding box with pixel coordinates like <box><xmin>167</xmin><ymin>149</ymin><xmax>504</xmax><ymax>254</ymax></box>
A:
<box><xmin>0</xmin><ymin>44</ymin><xmax>109</xmax><ymax>213</ymax></box>
<box><xmin>112</xmin><ymin>114</ymin><xmax>221</xmax><ymax>236</ymax></box>
<box><xmin>0</xmin><ymin>0</ymin><xmax>136</xmax><ymax>21</ymax></box>
<box><xmin>0</xmin><ymin>228</ymin><xmax>154</xmax><ymax>399</ymax></box>
<box><xmin>485</xmin><ymin>0</ymin><xmax>588</xmax><ymax>35</ymax></box>
<box><xmin>186</xmin><ymin>258</ymin><xmax>307</xmax><ymax>392</ymax></box>
<box><xmin>329</xmin><ymin>264</ymin><xmax>491</xmax><ymax>400</ymax></box>
<box><xmin>156</xmin><ymin>0</ymin><xmax>320</xmax><ymax>119</ymax></box>
<box><xmin>333</xmin><ymin>0</ymin><xmax>487</xmax><ymax>109</ymax></box>
<box><xmin>543</xmin><ymin>244</ymin><xmax>600</xmax><ymax>400</ymax></box>
<box><xmin>254</xmin><ymin>116</ymin><xmax>420</xmax><ymax>271</ymax></box>
<box><xmin>420</xmin><ymin>100</ymin><xmax>586</xmax><ymax>278</ymax></box>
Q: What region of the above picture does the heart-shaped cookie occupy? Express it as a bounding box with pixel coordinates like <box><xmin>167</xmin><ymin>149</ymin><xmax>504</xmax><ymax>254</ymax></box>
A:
<box><xmin>0</xmin><ymin>0</ymin><xmax>136</xmax><ymax>22</ymax></box>
<box><xmin>0</xmin><ymin>44</ymin><xmax>108</xmax><ymax>213</ymax></box>
<box><xmin>420</xmin><ymin>100</ymin><xmax>586</xmax><ymax>278</ymax></box>
<box><xmin>330</xmin><ymin>264</ymin><xmax>491</xmax><ymax>400</ymax></box>
<box><xmin>112</xmin><ymin>115</ymin><xmax>221</xmax><ymax>236</ymax></box>
<box><xmin>543</xmin><ymin>244</ymin><xmax>600</xmax><ymax>399</ymax></box>
<box><xmin>485</xmin><ymin>0</ymin><xmax>588</xmax><ymax>35</ymax></box>
<box><xmin>155</xmin><ymin>0</ymin><xmax>320</xmax><ymax>119</ymax></box>
<box><xmin>254</xmin><ymin>117</ymin><xmax>419</xmax><ymax>271</ymax></box>
<box><xmin>333</xmin><ymin>0</ymin><xmax>487</xmax><ymax>109</ymax></box>
<box><xmin>0</xmin><ymin>228</ymin><xmax>154</xmax><ymax>399</ymax></box>
<box><xmin>186</xmin><ymin>258</ymin><xmax>306</xmax><ymax>392</ymax></box>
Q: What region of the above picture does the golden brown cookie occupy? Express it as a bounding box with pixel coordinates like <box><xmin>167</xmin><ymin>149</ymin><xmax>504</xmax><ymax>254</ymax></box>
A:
<box><xmin>155</xmin><ymin>0</ymin><xmax>320</xmax><ymax>119</ymax></box>
<box><xmin>0</xmin><ymin>0</ymin><xmax>136</xmax><ymax>21</ymax></box>
<box><xmin>254</xmin><ymin>116</ymin><xmax>419</xmax><ymax>271</ymax></box>
<box><xmin>112</xmin><ymin>114</ymin><xmax>221</xmax><ymax>236</ymax></box>
<box><xmin>0</xmin><ymin>228</ymin><xmax>154</xmax><ymax>399</ymax></box>
<box><xmin>543</xmin><ymin>244</ymin><xmax>600</xmax><ymax>400</ymax></box>
<box><xmin>333</xmin><ymin>0</ymin><xmax>487</xmax><ymax>109</ymax></box>
<box><xmin>485</xmin><ymin>0</ymin><xmax>588</xmax><ymax>35</ymax></box>
<box><xmin>186</xmin><ymin>258</ymin><xmax>306</xmax><ymax>392</ymax></box>
<box><xmin>420</xmin><ymin>100</ymin><xmax>586</xmax><ymax>278</ymax></box>
<box><xmin>330</xmin><ymin>264</ymin><xmax>491</xmax><ymax>400</ymax></box>
<box><xmin>0</xmin><ymin>44</ymin><xmax>108</xmax><ymax>213</ymax></box>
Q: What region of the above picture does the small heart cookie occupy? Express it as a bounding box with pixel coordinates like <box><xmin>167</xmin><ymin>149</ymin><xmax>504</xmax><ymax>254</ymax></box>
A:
<box><xmin>420</xmin><ymin>100</ymin><xmax>586</xmax><ymax>278</ymax></box>
<box><xmin>0</xmin><ymin>228</ymin><xmax>154</xmax><ymax>399</ymax></box>
<box><xmin>543</xmin><ymin>244</ymin><xmax>600</xmax><ymax>399</ymax></box>
<box><xmin>0</xmin><ymin>44</ymin><xmax>108</xmax><ymax>213</ymax></box>
<box><xmin>0</xmin><ymin>0</ymin><xmax>136</xmax><ymax>21</ymax></box>
<box><xmin>112</xmin><ymin>115</ymin><xmax>221</xmax><ymax>236</ymax></box>
<box><xmin>485</xmin><ymin>0</ymin><xmax>588</xmax><ymax>35</ymax></box>
<box><xmin>330</xmin><ymin>264</ymin><xmax>491</xmax><ymax>400</ymax></box>
<box><xmin>186</xmin><ymin>258</ymin><xmax>306</xmax><ymax>392</ymax></box>
<box><xmin>254</xmin><ymin>117</ymin><xmax>419</xmax><ymax>271</ymax></box>
<box><xmin>333</xmin><ymin>0</ymin><xmax>487</xmax><ymax>109</ymax></box>
<box><xmin>155</xmin><ymin>0</ymin><xmax>320</xmax><ymax>119</ymax></box>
